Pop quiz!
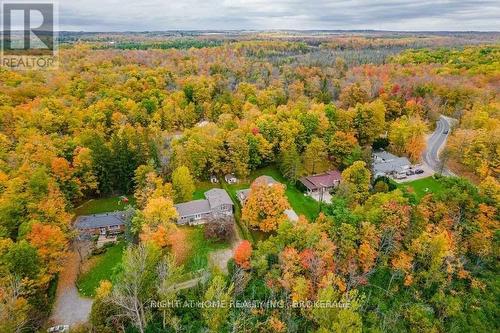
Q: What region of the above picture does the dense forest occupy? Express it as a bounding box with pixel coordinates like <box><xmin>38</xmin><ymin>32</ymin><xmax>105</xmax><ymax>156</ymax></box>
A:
<box><xmin>0</xmin><ymin>32</ymin><xmax>498</xmax><ymax>332</ymax></box>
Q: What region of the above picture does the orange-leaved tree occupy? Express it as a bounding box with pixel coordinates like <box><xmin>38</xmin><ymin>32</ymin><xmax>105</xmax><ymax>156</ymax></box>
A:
<box><xmin>234</xmin><ymin>240</ymin><xmax>252</xmax><ymax>269</ymax></box>
<box><xmin>27</xmin><ymin>222</ymin><xmax>68</xmax><ymax>275</ymax></box>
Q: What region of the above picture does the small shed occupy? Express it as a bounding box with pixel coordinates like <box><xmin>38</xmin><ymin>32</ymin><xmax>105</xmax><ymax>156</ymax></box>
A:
<box><xmin>224</xmin><ymin>174</ymin><xmax>238</xmax><ymax>184</ymax></box>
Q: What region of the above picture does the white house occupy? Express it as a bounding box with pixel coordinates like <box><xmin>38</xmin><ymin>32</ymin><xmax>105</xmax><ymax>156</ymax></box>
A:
<box><xmin>372</xmin><ymin>150</ymin><xmax>411</xmax><ymax>178</ymax></box>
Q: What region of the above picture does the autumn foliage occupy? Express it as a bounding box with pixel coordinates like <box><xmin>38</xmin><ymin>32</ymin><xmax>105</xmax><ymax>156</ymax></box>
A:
<box><xmin>234</xmin><ymin>240</ymin><xmax>252</xmax><ymax>269</ymax></box>
<box><xmin>242</xmin><ymin>182</ymin><xmax>290</xmax><ymax>232</ymax></box>
<box><xmin>0</xmin><ymin>34</ymin><xmax>497</xmax><ymax>332</ymax></box>
<box><xmin>27</xmin><ymin>222</ymin><xmax>68</xmax><ymax>275</ymax></box>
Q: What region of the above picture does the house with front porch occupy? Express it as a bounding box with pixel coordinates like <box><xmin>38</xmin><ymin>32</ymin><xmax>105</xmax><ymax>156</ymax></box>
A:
<box><xmin>75</xmin><ymin>211</ymin><xmax>132</xmax><ymax>236</ymax></box>
<box><xmin>298</xmin><ymin>170</ymin><xmax>342</xmax><ymax>196</ymax></box>
<box><xmin>372</xmin><ymin>150</ymin><xmax>411</xmax><ymax>179</ymax></box>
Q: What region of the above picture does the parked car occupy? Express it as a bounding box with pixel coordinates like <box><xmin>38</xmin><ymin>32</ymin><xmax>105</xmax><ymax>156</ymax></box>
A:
<box><xmin>443</xmin><ymin>130</ymin><xmax>449</xmax><ymax>134</ymax></box>
<box><xmin>406</xmin><ymin>170</ymin><xmax>415</xmax><ymax>176</ymax></box>
<box><xmin>48</xmin><ymin>325</ymin><xmax>69</xmax><ymax>333</ymax></box>
<box><xmin>415</xmin><ymin>169</ymin><xmax>424</xmax><ymax>174</ymax></box>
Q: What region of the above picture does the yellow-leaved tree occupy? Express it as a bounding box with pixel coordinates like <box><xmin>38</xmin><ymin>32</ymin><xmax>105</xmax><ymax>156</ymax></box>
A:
<box><xmin>242</xmin><ymin>181</ymin><xmax>290</xmax><ymax>232</ymax></box>
<box><xmin>172</xmin><ymin>165</ymin><xmax>195</xmax><ymax>203</ymax></box>
<box><xmin>139</xmin><ymin>196</ymin><xmax>179</xmax><ymax>247</ymax></box>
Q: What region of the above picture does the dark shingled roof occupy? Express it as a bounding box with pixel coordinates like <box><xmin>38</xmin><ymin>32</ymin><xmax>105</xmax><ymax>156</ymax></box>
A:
<box><xmin>300</xmin><ymin>177</ymin><xmax>318</xmax><ymax>191</ymax></box>
<box><xmin>299</xmin><ymin>170</ymin><xmax>341</xmax><ymax>190</ymax></box>
<box><xmin>75</xmin><ymin>211</ymin><xmax>129</xmax><ymax>230</ymax></box>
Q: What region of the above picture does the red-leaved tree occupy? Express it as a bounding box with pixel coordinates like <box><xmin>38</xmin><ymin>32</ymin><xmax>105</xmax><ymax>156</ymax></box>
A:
<box><xmin>234</xmin><ymin>240</ymin><xmax>252</xmax><ymax>269</ymax></box>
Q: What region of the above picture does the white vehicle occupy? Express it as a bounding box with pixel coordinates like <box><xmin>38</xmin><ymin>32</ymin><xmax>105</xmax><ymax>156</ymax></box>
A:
<box><xmin>47</xmin><ymin>325</ymin><xmax>70</xmax><ymax>333</ymax></box>
<box><xmin>394</xmin><ymin>173</ymin><xmax>407</xmax><ymax>180</ymax></box>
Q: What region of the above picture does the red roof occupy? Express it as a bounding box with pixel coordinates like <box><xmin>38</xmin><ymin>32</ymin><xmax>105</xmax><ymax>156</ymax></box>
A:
<box><xmin>299</xmin><ymin>170</ymin><xmax>341</xmax><ymax>190</ymax></box>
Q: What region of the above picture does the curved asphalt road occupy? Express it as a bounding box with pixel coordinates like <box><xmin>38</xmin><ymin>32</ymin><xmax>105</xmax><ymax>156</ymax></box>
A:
<box><xmin>423</xmin><ymin>116</ymin><xmax>455</xmax><ymax>176</ymax></box>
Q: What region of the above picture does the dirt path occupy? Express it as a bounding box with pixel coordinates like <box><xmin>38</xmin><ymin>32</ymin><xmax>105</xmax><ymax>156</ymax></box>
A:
<box><xmin>164</xmin><ymin>272</ymin><xmax>211</xmax><ymax>293</ymax></box>
<box><xmin>50</xmin><ymin>245</ymin><xmax>93</xmax><ymax>327</ymax></box>
<box><xmin>208</xmin><ymin>223</ymin><xmax>242</xmax><ymax>273</ymax></box>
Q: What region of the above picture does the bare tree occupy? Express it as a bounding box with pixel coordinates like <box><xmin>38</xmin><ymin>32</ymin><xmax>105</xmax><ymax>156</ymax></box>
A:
<box><xmin>231</xmin><ymin>265</ymin><xmax>250</xmax><ymax>297</ymax></box>
<box><xmin>156</xmin><ymin>255</ymin><xmax>183</xmax><ymax>331</ymax></box>
<box><xmin>74</xmin><ymin>235</ymin><xmax>91</xmax><ymax>276</ymax></box>
<box><xmin>204</xmin><ymin>217</ymin><xmax>235</xmax><ymax>242</ymax></box>
<box><xmin>0</xmin><ymin>276</ymin><xmax>30</xmax><ymax>333</ymax></box>
<box><xmin>109</xmin><ymin>244</ymin><xmax>160</xmax><ymax>333</ymax></box>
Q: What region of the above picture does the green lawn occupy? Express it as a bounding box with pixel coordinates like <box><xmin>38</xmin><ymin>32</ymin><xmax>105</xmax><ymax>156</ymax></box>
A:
<box><xmin>74</xmin><ymin>195</ymin><xmax>136</xmax><ymax>216</ymax></box>
<box><xmin>221</xmin><ymin>166</ymin><xmax>320</xmax><ymax>243</ymax></box>
<box><xmin>396</xmin><ymin>177</ymin><xmax>445</xmax><ymax>200</ymax></box>
<box><xmin>222</xmin><ymin>181</ymin><xmax>256</xmax><ymax>241</ymax></box>
<box><xmin>229</xmin><ymin>166</ymin><xmax>320</xmax><ymax>222</ymax></box>
<box><xmin>77</xmin><ymin>242</ymin><xmax>125</xmax><ymax>297</ymax></box>
<box><xmin>192</xmin><ymin>181</ymin><xmax>220</xmax><ymax>200</ymax></box>
<box><xmin>182</xmin><ymin>226</ymin><xmax>230</xmax><ymax>273</ymax></box>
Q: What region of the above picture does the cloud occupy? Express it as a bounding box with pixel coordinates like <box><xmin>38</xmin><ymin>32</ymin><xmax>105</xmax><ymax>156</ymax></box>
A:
<box><xmin>58</xmin><ymin>0</ymin><xmax>500</xmax><ymax>31</ymax></box>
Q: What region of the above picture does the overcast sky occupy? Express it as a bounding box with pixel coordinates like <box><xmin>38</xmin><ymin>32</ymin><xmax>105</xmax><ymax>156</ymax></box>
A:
<box><xmin>57</xmin><ymin>0</ymin><xmax>499</xmax><ymax>31</ymax></box>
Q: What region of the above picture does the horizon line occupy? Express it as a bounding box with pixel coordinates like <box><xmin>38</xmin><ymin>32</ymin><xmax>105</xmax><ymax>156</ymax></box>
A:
<box><xmin>55</xmin><ymin>29</ymin><xmax>500</xmax><ymax>34</ymax></box>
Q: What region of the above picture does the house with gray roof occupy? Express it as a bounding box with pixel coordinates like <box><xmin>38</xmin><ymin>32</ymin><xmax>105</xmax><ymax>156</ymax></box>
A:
<box><xmin>235</xmin><ymin>175</ymin><xmax>279</xmax><ymax>202</ymax></box>
<box><xmin>75</xmin><ymin>211</ymin><xmax>132</xmax><ymax>235</ymax></box>
<box><xmin>373</xmin><ymin>150</ymin><xmax>399</xmax><ymax>163</ymax></box>
<box><xmin>175</xmin><ymin>188</ymin><xmax>233</xmax><ymax>225</ymax></box>
<box><xmin>372</xmin><ymin>150</ymin><xmax>411</xmax><ymax>178</ymax></box>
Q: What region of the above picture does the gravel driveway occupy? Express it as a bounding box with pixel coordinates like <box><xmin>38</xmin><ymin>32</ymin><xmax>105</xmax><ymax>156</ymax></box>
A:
<box><xmin>208</xmin><ymin>223</ymin><xmax>242</xmax><ymax>274</ymax></box>
<box><xmin>50</xmin><ymin>245</ymin><xmax>93</xmax><ymax>327</ymax></box>
<box><xmin>209</xmin><ymin>248</ymin><xmax>234</xmax><ymax>273</ymax></box>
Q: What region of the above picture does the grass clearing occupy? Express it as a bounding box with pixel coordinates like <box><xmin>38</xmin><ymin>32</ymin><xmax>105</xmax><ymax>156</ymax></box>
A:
<box><xmin>222</xmin><ymin>182</ymin><xmax>254</xmax><ymax>241</ymax></box>
<box><xmin>74</xmin><ymin>196</ymin><xmax>136</xmax><ymax>216</ymax></box>
<box><xmin>181</xmin><ymin>226</ymin><xmax>230</xmax><ymax>273</ymax></box>
<box><xmin>396</xmin><ymin>177</ymin><xmax>445</xmax><ymax>200</ymax></box>
<box><xmin>251</xmin><ymin>166</ymin><xmax>320</xmax><ymax>221</ymax></box>
<box><xmin>192</xmin><ymin>181</ymin><xmax>220</xmax><ymax>200</ymax></box>
<box><xmin>77</xmin><ymin>242</ymin><xmax>125</xmax><ymax>297</ymax></box>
